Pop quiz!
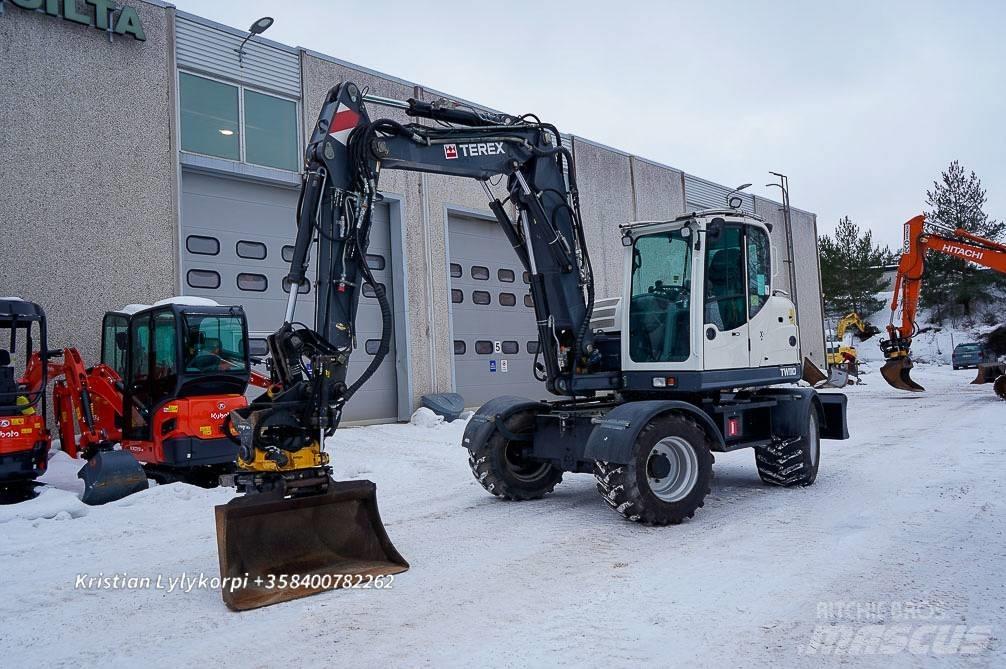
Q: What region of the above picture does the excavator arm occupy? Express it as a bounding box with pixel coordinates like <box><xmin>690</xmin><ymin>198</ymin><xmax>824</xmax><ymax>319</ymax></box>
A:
<box><xmin>881</xmin><ymin>214</ymin><xmax>1006</xmax><ymax>391</ymax></box>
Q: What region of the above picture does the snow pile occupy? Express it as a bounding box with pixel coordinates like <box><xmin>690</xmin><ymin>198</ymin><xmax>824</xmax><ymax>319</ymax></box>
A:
<box><xmin>0</xmin><ymin>487</ymin><xmax>88</xmax><ymax>523</ymax></box>
<box><xmin>409</xmin><ymin>407</ymin><xmax>445</xmax><ymax>428</ymax></box>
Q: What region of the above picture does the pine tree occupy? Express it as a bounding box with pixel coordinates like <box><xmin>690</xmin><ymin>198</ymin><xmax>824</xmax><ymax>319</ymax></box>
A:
<box><xmin>819</xmin><ymin>216</ymin><xmax>894</xmax><ymax>316</ymax></box>
<box><xmin>923</xmin><ymin>161</ymin><xmax>1006</xmax><ymax>321</ymax></box>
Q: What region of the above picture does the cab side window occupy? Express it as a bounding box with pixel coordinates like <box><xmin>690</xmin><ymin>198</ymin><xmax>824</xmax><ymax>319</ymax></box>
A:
<box><xmin>704</xmin><ymin>225</ymin><xmax>746</xmax><ymax>331</ymax></box>
<box><xmin>746</xmin><ymin>226</ymin><xmax>771</xmax><ymax>318</ymax></box>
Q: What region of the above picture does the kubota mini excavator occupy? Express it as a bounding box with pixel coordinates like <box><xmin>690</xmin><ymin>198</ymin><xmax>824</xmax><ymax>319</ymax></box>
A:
<box><xmin>1</xmin><ymin>297</ymin><xmax>270</xmax><ymax>504</ymax></box>
<box><xmin>216</xmin><ymin>82</ymin><xmax>849</xmax><ymax>610</ymax></box>
<box><xmin>881</xmin><ymin>214</ymin><xmax>1006</xmax><ymax>393</ymax></box>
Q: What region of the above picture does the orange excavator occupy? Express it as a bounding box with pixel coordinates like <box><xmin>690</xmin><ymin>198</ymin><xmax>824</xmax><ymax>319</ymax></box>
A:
<box><xmin>881</xmin><ymin>214</ymin><xmax>1006</xmax><ymax>392</ymax></box>
<box><xmin>1</xmin><ymin>297</ymin><xmax>271</xmax><ymax>504</ymax></box>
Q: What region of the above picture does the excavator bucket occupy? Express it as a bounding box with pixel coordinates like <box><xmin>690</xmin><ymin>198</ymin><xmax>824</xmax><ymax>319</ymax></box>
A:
<box><xmin>858</xmin><ymin>324</ymin><xmax>882</xmax><ymax>341</ymax></box>
<box><xmin>970</xmin><ymin>363</ymin><xmax>1001</xmax><ymax>385</ymax></box>
<box><xmin>801</xmin><ymin>357</ymin><xmax>828</xmax><ymax>386</ymax></box>
<box><xmin>78</xmin><ymin>450</ymin><xmax>148</xmax><ymax>505</ymax></box>
<box><xmin>821</xmin><ymin>366</ymin><xmax>851</xmax><ymax>388</ymax></box>
<box><xmin>215</xmin><ymin>479</ymin><xmax>408</xmax><ymax>611</ymax></box>
<box><xmin>880</xmin><ymin>357</ymin><xmax>925</xmax><ymax>392</ymax></box>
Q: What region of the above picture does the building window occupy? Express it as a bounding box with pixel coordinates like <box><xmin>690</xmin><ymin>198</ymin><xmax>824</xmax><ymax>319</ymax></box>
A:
<box><xmin>527</xmin><ymin>340</ymin><xmax>540</xmax><ymax>354</ymax></box>
<box><xmin>454</xmin><ymin>340</ymin><xmax>466</xmax><ymax>355</ymax></box>
<box><xmin>524</xmin><ymin>294</ymin><xmax>534</xmax><ymax>308</ymax></box>
<box><xmin>179</xmin><ymin>72</ymin><xmax>299</xmax><ymax>172</ymax></box>
<box><xmin>282</xmin><ymin>245</ymin><xmax>295</xmax><ymax>262</ymax></box>
<box><xmin>367</xmin><ymin>254</ymin><xmax>386</xmax><ymax>270</ymax></box>
<box><xmin>244</xmin><ymin>90</ymin><xmax>299</xmax><ymax>171</ymax></box>
<box><xmin>186</xmin><ymin>235</ymin><xmax>219</xmax><ymax>256</ymax></box>
<box><xmin>501</xmin><ymin>341</ymin><xmax>518</xmax><ymax>354</ymax></box>
<box><xmin>187</xmin><ymin>269</ymin><xmax>220</xmax><ymax>289</ymax></box>
<box><xmin>362</xmin><ymin>282</ymin><xmax>385</xmax><ymax>298</ymax></box>
<box><xmin>282</xmin><ymin>278</ymin><xmax>310</xmax><ymax>294</ymax></box>
<box><xmin>499</xmin><ymin>293</ymin><xmax>516</xmax><ymax>307</ymax></box>
<box><xmin>471</xmin><ymin>266</ymin><xmax>490</xmax><ymax>280</ymax></box>
<box><xmin>236</xmin><ymin>240</ymin><xmax>267</xmax><ymax>260</ymax></box>
<box><xmin>472</xmin><ymin>290</ymin><xmax>491</xmax><ymax>305</ymax></box>
<box><xmin>451</xmin><ymin>289</ymin><xmax>464</xmax><ymax>304</ymax></box>
<box><xmin>475</xmin><ymin>340</ymin><xmax>493</xmax><ymax>355</ymax></box>
<box><xmin>179</xmin><ymin>73</ymin><xmax>240</xmax><ymax>161</ymax></box>
<box><xmin>450</xmin><ymin>263</ymin><xmax>462</xmax><ymax>278</ymax></box>
<box><xmin>498</xmin><ymin>268</ymin><xmax>515</xmax><ymax>283</ymax></box>
<box><xmin>365</xmin><ymin>339</ymin><xmax>381</xmax><ymax>355</ymax></box>
<box><xmin>237</xmin><ymin>273</ymin><xmax>268</xmax><ymax>292</ymax></box>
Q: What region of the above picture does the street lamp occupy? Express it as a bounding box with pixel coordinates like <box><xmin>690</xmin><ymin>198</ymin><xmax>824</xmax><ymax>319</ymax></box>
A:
<box><xmin>235</xmin><ymin>16</ymin><xmax>275</xmax><ymax>67</ymax></box>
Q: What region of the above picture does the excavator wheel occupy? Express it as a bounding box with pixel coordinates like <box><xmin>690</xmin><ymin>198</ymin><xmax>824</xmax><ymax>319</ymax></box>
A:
<box><xmin>880</xmin><ymin>357</ymin><xmax>925</xmax><ymax>392</ymax></box>
<box><xmin>993</xmin><ymin>375</ymin><xmax>1006</xmax><ymax>400</ymax></box>
<box><xmin>467</xmin><ymin>409</ymin><xmax>563</xmax><ymax>501</ymax></box>
<box><xmin>755</xmin><ymin>409</ymin><xmax>820</xmax><ymax>487</ymax></box>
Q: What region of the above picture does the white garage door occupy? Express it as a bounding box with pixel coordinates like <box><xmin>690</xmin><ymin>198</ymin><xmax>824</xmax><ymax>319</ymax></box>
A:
<box><xmin>448</xmin><ymin>213</ymin><xmax>546</xmax><ymax>407</ymax></box>
<box><xmin>180</xmin><ymin>171</ymin><xmax>400</xmax><ymax>422</ymax></box>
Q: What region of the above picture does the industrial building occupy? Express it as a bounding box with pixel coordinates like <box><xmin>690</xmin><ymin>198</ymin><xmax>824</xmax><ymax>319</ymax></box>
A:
<box><xmin>0</xmin><ymin>0</ymin><xmax>826</xmax><ymax>422</ymax></box>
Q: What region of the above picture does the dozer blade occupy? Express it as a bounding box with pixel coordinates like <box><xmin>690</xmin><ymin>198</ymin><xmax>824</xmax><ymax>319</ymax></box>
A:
<box><xmin>970</xmin><ymin>363</ymin><xmax>1001</xmax><ymax>385</ymax></box>
<box><xmin>78</xmin><ymin>450</ymin><xmax>148</xmax><ymax>505</ymax></box>
<box><xmin>880</xmin><ymin>357</ymin><xmax>925</xmax><ymax>392</ymax></box>
<box><xmin>215</xmin><ymin>479</ymin><xmax>408</xmax><ymax>611</ymax></box>
<box><xmin>801</xmin><ymin>357</ymin><xmax>828</xmax><ymax>386</ymax></box>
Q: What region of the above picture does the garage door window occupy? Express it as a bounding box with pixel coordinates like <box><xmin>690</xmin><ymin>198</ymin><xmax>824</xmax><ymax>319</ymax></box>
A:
<box><xmin>366</xmin><ymin>254</ymin><xmax>386</xmax><ymax>270</ymax></box>
<box><xmin>471</xmin><ymin>266</ymin><xmax>490</xmax><ymax>280</ymax></box>
<box><xmin>179</xmin><ymin>73</ymin><xmax>239</xmax><ymax>161</ymax></box>
<box><xmin>523</xmin><ymin>271</ymin><xmax>531</xmax><ymax>284</ymax></box>
<box><xmin>498</xmin><ymin>269</ymin><xmax>515</xmax><ymax>283</ymax></box>
<box><xmin>451</xmin><ymin>289</ymin><xmax>464</xmax><ymax>304</ymax></box>
<box><xmin>282</xmin><ymin>278</ymin><xmax>310</xmax><ymax>294</ymax></box>
<box><xmin>282</xmin><ymin>245</ymin><xmax>295</xmax><ymax>262</ymax></box>
<box><xmin>365</xmin><ymin>339</ymin><xmax>381</xmax><ymax>355</ymax></box>
<box><xmin>499</xmin><ymin>293</ymin><xmax>516</xmax><ymax>307</ymax></box>
<box><xmin>237</xmin><ymin>273</ymin><xmax>268</xmax><ymax>292</ymax></box>
<box><xmin>244</xmin><ymin>90</ymin><xmax>299</xmax><ymax>171</ymax></box>
<box><xmin>472</xmin><ymin>291</ymin><xmax>491</xmax><ymax>305</ymax></box>
<box><xmin>236</xmin><ymin>240</ymin><xmax>267</xmax><ymax>260</ymax></box>
<box><xmin>186</xmin><ymin>235</ymin><xmax>219</xmax><ymax>256</ymax></box>
<box><xmin>450</xmin><ymin>263</ymin><xmax>462</xmax><ymax>278</ymax></box>
<box><xmin>248</xmin><ymin>338</ymin><xmax>269</xmax><ymax>357</ymax></box>
<box><xmin>475</xmin><ymin>341</ymin><xmax>493</xmax><ymax>354</ymax></box>
<box><xmin>527</xmin><ymin>340</ymin><xmax>540</xmax><ymax>354</ymax></box>
<box><xmin>501</xmin><ymin>341</ymin><xmax>518</xmax><ymax>354</ymax></box>
<box><xmin>187</xmin><ymin>269</ymin><xmax>220</xmax><ymax>289</ymax></box>
<box><xmin>524</xmin><ymin>294</ymin><xmax>534</xmax><ymax>308</ymax></box>
<box><xmin>363</xmin><ymin>282</ymin><xmax>385</xmax><ymax>298</ymax></box>
<box><xmin>454</xmin><ymin>341</ymin><xmax>466</xmax><ymax>355</ymax></box>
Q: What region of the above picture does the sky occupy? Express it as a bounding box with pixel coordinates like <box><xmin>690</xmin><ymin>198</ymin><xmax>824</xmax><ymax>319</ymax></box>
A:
<box><xmin>172</xmin><ymin>0</ymin><xmax>1006</xmax><ymax>250</ymax></box>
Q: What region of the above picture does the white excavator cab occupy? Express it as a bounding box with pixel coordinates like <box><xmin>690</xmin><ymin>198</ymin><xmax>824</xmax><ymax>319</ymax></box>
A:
<box><xmin>615</xmin><ymin>211</ymin><xmax>801</xmax><ymax>381</ymax></box>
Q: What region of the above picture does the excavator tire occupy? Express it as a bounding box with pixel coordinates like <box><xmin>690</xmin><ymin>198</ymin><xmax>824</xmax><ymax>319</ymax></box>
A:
<box><xmin>594</xmin><ymin>413</ymin><xmax>713</xmax><ymax>526</ymax></box>
<box><xmin>755</xmin><ymin>409</ymin><xmax>820</xmax><ymax>487</ymax></box>
<box><xmin>994</xmin><ymin>375</ymin><xmax>1006</xmax><ymax>400</ymax></box>
<box><xmin>467</xmin><ymin>409</ymin><xmax>563</xmax><ymax>500</ymax></box>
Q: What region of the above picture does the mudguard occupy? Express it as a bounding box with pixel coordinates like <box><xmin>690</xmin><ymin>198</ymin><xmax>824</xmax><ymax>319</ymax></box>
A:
<box><xmin>581</xmin><ymin>400</ymin><xmax>725</xmax><ymax>465</ymax></box>
<box><xmin>461</xmin><ymin>396</ymin><xmax>547</xmax><ymax>453</ymax></box>
<box><xmin>757</xmin><ymin>388</ymin><xmax>849</xmax><ymax>441</ymax></box>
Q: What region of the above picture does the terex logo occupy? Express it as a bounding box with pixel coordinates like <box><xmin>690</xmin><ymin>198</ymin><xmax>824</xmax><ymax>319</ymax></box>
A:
<box><xmin>445</xmin><ymin>142</ymin><xmax>505</xmax><ymax>159</ymax></box>
<box><xmin>941</xmin><ymin>243</ymin><xmax>983</xmax><ymax>261</ymax></box>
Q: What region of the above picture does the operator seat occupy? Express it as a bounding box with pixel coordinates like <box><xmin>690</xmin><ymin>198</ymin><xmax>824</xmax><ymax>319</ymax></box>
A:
<box><xmin>0</xmin><ymin>350</ymin><xmax>19</xmax><ymax>415</ymax></box>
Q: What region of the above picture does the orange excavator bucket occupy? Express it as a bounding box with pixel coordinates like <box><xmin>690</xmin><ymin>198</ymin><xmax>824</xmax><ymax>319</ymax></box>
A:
<box><xmin>801</xmin><ymin>357</ymin><xmax>828</xmax><ymax>386</ymax></box>
<box><xmin>880</xmin><ymin>357</ymin><xmax>925</xmax><ymax>392</ymax></box>
<box><xmin>215</xmin><ymin>479</ymin><xmax>408</xmax><ymax>611</ymax></box>
<box><xmin>970</xmin><ymin>363</ymin><xmax>1001</xmax><ymax>385</ymax></box>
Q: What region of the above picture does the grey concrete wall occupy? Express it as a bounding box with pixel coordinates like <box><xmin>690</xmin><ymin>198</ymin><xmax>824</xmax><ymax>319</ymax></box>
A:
<box><xmin>0</xmin><ymin>0</ymin><xmax>178</xmax><ymax>367</ymax></box>
<box><xmin>630</xmin><ymin>157</ymin><xmax>686</xmax><ymax>222</ymax></box>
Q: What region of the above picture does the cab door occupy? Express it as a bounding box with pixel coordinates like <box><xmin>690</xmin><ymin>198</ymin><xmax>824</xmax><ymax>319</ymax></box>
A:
<box><xmin>702</xmin><ymin>223</ymin><xmax>750</xmax><ymax>370</ymax></box>
<box><xmin>124</xmin><ymin>310</ymin><xmax>178</xmax><ymax>442</ymax></box>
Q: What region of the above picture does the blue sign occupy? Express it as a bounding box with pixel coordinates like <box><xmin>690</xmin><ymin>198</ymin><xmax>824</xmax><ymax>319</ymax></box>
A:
<box><xmin>489</xmin><ymin>359</ymin><xmax>497</xmax><ymax>373</ymax></box>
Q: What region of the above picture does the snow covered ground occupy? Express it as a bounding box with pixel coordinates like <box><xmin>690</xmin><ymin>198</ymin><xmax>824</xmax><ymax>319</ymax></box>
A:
<box><xmin>2</xmin><ymin>366</ymin><xmax>1004</xmax><ymax>667</ymax></box>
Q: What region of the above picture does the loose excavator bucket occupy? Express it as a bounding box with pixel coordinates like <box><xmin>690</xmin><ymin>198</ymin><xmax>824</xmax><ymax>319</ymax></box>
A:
<box><xmin>801</xmin><ymin>358</ymin><xmax>850</xmax><ymax>388</ymax></box>
<box><xmin>78</xmin><ymin>450</ymin><xmax>148</xmax><ymax>505</ymax></box>
<box><xmin>215</xmin><ymin>479</ymin><xmax>408</xmax><ymax>611</ymax></box>
<box><xmin>801</xmin><ymin>357</ymin><xmax>828</xmax><ymax>386</ymax></box>
<box><xmin>880</xmin><ymin>357</ymin><xmax>925</xmax><ymax>392</ymax></box>
<box><xmin>970</xmin><ymin>363</ymin><xmax>1001</xmax><ymax>385</ymax></box>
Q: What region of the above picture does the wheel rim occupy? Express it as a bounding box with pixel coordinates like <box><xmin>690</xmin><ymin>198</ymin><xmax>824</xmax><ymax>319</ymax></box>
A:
<box><xmin>503</xmin><ymin>441</ymin><xmax>551</xmax><ymax>483</ymax></box>
<box><xmin>646</xmin><ymin>436</ymin><xmax>699</xmax><ymax>502</ymax></box>
<box><xmin>808</xmin><ymin>412</ymin><xmax>820</xmax><ymax>468</ymax></box>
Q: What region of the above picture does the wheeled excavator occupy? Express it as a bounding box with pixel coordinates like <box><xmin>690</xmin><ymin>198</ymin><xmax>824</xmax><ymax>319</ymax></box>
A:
<box><xmin>215</xmin><ymin>81</ymin><xmax>849</xmax><ymax>610</ymax></box>
<box><xmin>881</xmin><ymin>213</ymin><xmax>1006</xmax><ymax>394</ymax></box>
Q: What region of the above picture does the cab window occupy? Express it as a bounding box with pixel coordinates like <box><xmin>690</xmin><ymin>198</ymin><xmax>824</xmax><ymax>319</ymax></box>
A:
<box><xmin>704</xmin><ymin>225</ymin><xmax>746</xmax><ymax>331</ymax></box>
<box><xmin>101</xmin><ymin>314</ymin><xmax>129</xmax><ymax>378</ymax></box>
<box><xmin>746</xmin><ymin>226</ymin><xmax>771</xmax><ymax>318</ymax></box>
<box><xmin>628</xmin><ymin>228</ymin><xmax>692</xmax><ymax>362</ymax></box>
<box><xmin>183</xmin><ymin>314</ymin><xmax>247</xmax><ymax>373</ymax></box>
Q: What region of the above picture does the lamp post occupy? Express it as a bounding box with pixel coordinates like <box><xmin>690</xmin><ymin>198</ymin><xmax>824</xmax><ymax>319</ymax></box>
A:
<box><xmin>235</xmin><ymin>16</ymin><xmax>275</xmax><ymax>67</ymax></box>
<box><xmin>727</xmin><ymin>183</ymin><xmax>752</xmax><ymax>210</ymax></box>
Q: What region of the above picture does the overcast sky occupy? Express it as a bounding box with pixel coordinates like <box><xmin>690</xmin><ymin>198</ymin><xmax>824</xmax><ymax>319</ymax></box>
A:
<box><xmin>173</xmin><ymin>0</ymin><xmax>1005</xmax><ymax>249</ymax></box>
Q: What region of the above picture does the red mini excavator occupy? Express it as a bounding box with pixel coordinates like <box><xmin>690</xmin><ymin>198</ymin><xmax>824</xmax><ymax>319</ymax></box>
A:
<box><xmin>0</xmin><ymin>297</ymin><xmax>271</xmax><ymax>504</ymax></box>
